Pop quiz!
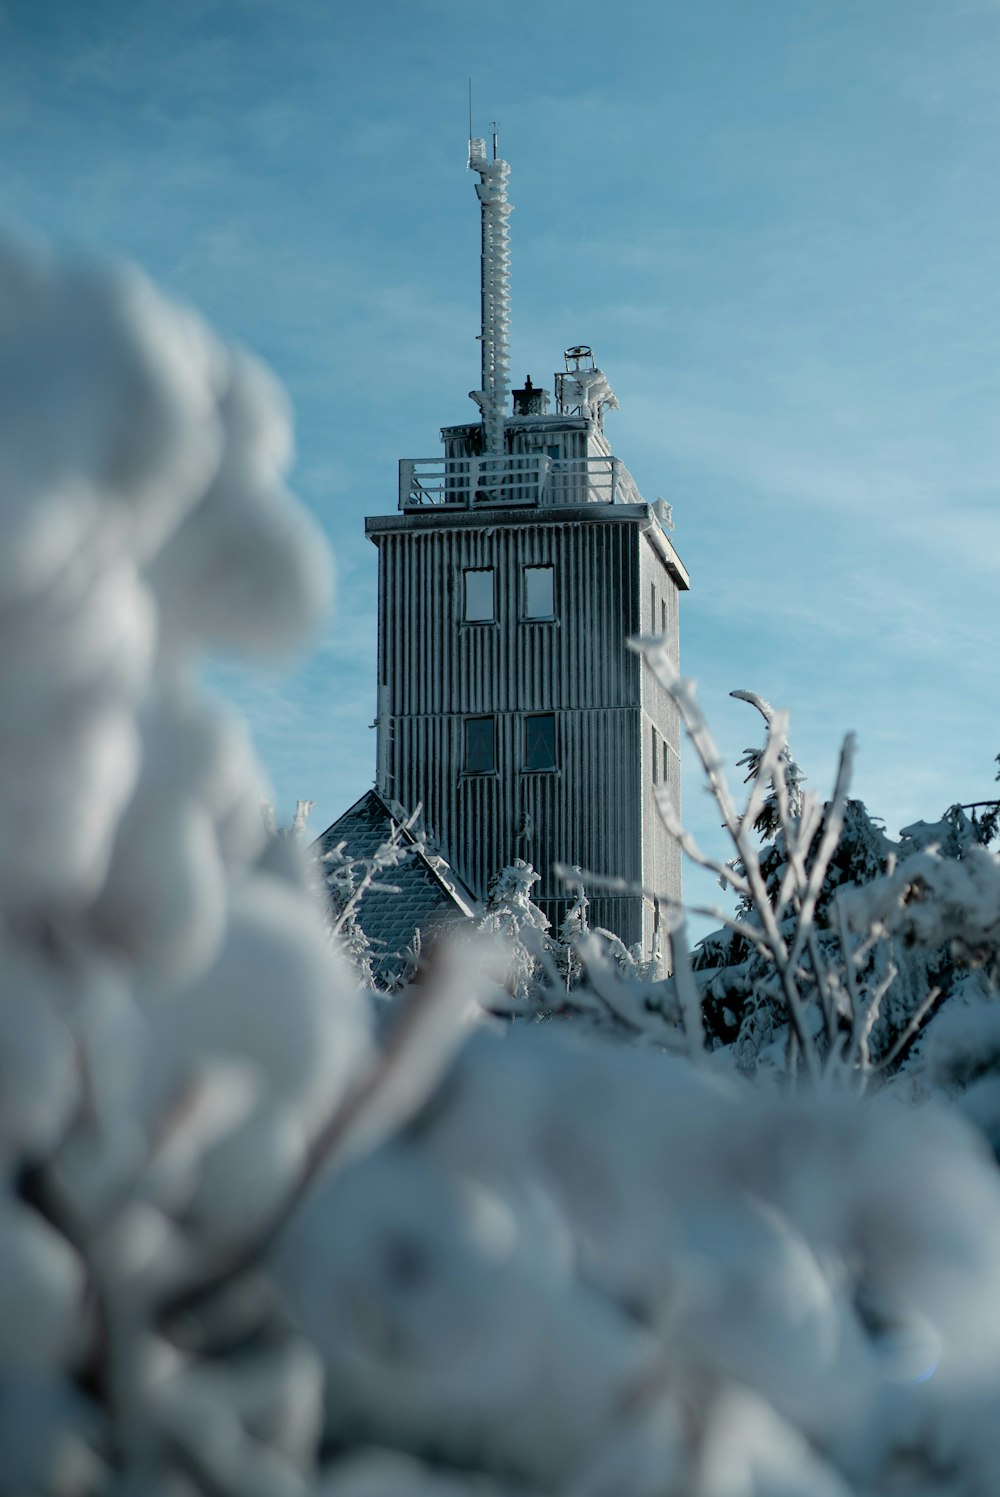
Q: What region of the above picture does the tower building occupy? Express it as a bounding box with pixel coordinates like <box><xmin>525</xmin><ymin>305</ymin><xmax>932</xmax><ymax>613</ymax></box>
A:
<box><xmin>364</xmin><ymin>135</ymin><xmax>688</xmax><ymax>955</ymax></box>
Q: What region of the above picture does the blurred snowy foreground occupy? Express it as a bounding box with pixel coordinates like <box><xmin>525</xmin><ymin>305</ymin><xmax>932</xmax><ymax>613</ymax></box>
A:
<box><xmin>4</xmin><ymin>237</ymin><xmax>1000</xmax><ymax>1497</ymax></box>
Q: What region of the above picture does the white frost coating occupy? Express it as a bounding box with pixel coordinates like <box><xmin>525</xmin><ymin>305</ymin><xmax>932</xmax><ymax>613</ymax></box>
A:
<box><xmin>87</xmin><ymin>682</ymin><xmax>267</xmax><ymax>982</ymax></box>
<box><xmin>0</xmin><ymin>955</ymin><xmax>77</xmax><ymax>1166</ymax></box>
<box><xmin>558</xmin><ymin>364</ymin><xmax>620</xmax><ymax>423</ymax></box>
<box><xmin>0</xmin><ymin>1202</ymin><xmax>86</xmax><ymax>1372</ymax></box>
<box><xmin>147</xmin><ymin>349</ymin><xmax>331</xmax><ymax>657</ymax></box>
<box><xmin>135</xmin><ymin>876</ymin><xmax>366</xmax><ymax>1249</ymax></box>
<box><xmin>0</xmin><ymin>238</ymin><xmax>330</xmax><ymax>916</ymax></box>
<box><xmin>0</xmin><ymin>242</ymin><xmax>224</xmax><ymax>598</ymax></box>
<box><xmin>468</xmin><ymin>138</ymin><xmax>511</xmax><ymax>455</ymax></box>
<box><xmin>0</xmin><ymin>234</ymin><xmax>370</xmax><ymax>1488</ymax></box>
<box><xmin>275</xmin><ymin>1147</ymin><xmax>668</xmax><ymax>1491</ymax></box>
<box><xmin>0</xmin><ymin>538</ymin><xmax>154</xmax><ymax>908</ymax></box>
<box><xmin>272</xmin><ymin>1021</ymin><xmax>1000</xmax><ymax>1491</ymax></box>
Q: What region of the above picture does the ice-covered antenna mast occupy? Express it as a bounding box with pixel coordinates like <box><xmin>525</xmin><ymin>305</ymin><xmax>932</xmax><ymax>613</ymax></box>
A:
<box><xmin>468</xmin><ymin>122</ymin><xmax>512</xmax><ymax>455</ymax></box>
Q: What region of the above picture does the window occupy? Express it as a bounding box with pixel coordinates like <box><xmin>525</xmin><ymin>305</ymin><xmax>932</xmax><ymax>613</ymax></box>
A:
<box><xmin>661</xmin><ymin>598</ymin><xmax>668</xmax><ymax>635</ymax></box>
<box><xmin>464</xmin><ymin>716</ymin><xmax>495</xmax><ymax>774</ymax></box>
<box><xmin>662</xmin><ymin>738</ymin><xmax>669</xmax><ymax>785</ymax></box>
<box><xmin>464</xmin><ymin>568</ymin><xmax>495</xmax><ymax>622</ymax></box>
<box><xmin>652</xmin><ymin>725</ymin><xmax>659</xmax><ymax>785</ymax></box>
<box><xmin>524</xmin><ymin>713</ymin><xmax>557</xmax><ymax>771</ymax></box>
<box><xmin>523</xmin><ymin>564</ymin><xmax>554</xmax><ymax>619</ymax></box>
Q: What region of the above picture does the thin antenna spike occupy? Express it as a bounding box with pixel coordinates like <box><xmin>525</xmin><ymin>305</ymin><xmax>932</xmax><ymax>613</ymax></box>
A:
<box><xmin>468</xmin><ymin>79</ymin><xmax>473</xmax><ymax>153</ymax></box>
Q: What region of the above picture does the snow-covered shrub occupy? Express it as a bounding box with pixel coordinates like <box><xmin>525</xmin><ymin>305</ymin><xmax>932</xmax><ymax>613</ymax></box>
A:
<box><xmin>276</xmin><ymin>1024</ymin><xmax>1000</xmax><ymax>1496</ymax></box>
<box><xmin>625</xmin><ymin>640</ymin><xmax>1000</xmax><ymax>1090</ymax></box>
<box><xmin>0</xmin><ymin>235</ymin><xmax>374</xmax><ymax>1491</ymax></box>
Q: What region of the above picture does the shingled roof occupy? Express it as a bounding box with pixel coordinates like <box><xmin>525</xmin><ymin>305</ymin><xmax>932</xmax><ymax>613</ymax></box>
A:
<box><xmin>313</xmin><ymin>789</ymin><xmax>479</xmax><ymax>984</ymax></box>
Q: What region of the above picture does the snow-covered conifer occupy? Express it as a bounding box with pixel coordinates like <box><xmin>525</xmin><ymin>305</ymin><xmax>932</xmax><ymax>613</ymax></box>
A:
<box><xmin>477</xmin><ymin>860</ymin><xmax>551</xmax><ymax>1004</ymax></box>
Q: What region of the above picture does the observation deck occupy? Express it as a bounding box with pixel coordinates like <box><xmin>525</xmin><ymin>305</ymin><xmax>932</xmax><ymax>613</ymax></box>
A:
<box><xmin>398</xmin><ymin>452</ymin><xmax>645</xmax><ymax>512</ymax></box>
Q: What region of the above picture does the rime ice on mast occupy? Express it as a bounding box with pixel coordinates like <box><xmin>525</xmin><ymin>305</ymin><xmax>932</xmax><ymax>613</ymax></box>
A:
<box><xmin>468</xmin><ymin>128</ymin><xmax>512</xmax><ymax>456</ymax></box>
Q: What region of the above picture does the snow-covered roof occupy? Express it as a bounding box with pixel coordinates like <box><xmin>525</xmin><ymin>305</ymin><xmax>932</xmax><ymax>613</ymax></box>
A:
<box><xmin>313</xmin><ymin>789</ymin><xmax>479</xmax><ymax>980</ymax></box>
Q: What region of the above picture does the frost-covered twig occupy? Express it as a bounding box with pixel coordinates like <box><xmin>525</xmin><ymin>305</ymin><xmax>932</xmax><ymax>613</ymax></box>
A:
<box><xmin>555</xmin><ymin>862</ymin><xmax>773</xmax><ymax>961</ymax></box>
<box><xmin>631</xmin><ymin>649</ymin><xmax>943</xmax><ymax>1085</ymax></box>
<box><xmin>323</xmin><ymin>808</ymin><xmax>421</xmax><ymax>937</ymax></box>
<box><xmin>653</xmin><ymin>786</ymin><xmax>750</xmax><ymax>899</ymax></box>
<box><xmin>875</xmin><ymin>984</ymin><xmax>941</xmax><ymax>1074</ymax></box>
<box><xmin>635</xmin><ymin>642</ymin><xmax>821</xmax><ymax>1077</ymax></box>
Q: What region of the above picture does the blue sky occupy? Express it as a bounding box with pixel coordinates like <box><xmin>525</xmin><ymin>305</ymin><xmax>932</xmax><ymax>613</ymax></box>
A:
<box><xmin>5</xmin><ymin>0</ymin><xmax>1000</xmax><ymax>917</ymax></box>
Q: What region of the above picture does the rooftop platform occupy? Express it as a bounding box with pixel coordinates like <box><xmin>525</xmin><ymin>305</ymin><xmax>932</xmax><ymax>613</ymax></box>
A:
<box><xmin>399</xmin><ymin>452</ymin><xmax>645</xmax><ymax>512</ymax></box>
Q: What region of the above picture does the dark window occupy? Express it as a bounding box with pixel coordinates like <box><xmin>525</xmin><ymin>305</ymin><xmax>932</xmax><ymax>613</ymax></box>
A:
<box><xmin>652</xmin><ymin>725</ymin><xmax>659</xmax><ymax>784</ymax></box>
<box><xmin>465</xmin><ymin>716</ymin><xmax>495</xmax><ymax>773</ymax></box>
<box><xmin>662</xmin><ymin>738</ymin><xmax>669</xmax><ymax>784</ymax></box>
<box><xmin>524</xmin><ymin>713</ymin><xmax>557</xmax><ymax>771</ymax></box>
<box><xmin>523</xmin><ymin>564</ymin><xmax>554</xmax><ymax>619</ymax></box>
<box><xmin>661</xmin><ymin>598</ymin><xmax>668</xmax><ymax>635</ymax></box>
<box><xmin>464</xmin><ymin>568</ymin><xmax>494</xmax><ymax>622</ymax></box>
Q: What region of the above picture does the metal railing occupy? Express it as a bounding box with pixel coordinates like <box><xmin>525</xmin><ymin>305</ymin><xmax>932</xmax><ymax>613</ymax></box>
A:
<box><xmin>398</xmin><ymin>454</ymin><xmax>644</xmax><ymax>511</ymax></box>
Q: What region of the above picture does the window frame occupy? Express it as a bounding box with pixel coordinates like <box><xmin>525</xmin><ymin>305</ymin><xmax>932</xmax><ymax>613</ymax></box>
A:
<box><xmin>463</xmin><ymin>566</ymin><xmax>496</xmax><ymax>623</ymax></box>
<box><xmin>522</xmin><ymin>563</ymin><xmax>556</xmax><ymax>622</ymax></box>
<box><xmin>523</xmin><ymin>712</ymin><xmax>558</xmax><ymax>773</ymax></box>
<box><xmin>463</xmin><ymin>714</ymin><xmax>496</xmax><ymax>775</ymax></box>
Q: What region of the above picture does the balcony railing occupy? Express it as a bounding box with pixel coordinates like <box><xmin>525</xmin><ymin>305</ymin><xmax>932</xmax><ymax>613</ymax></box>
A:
<box><xmin>398</xmin><ymin>454</ymin><xmax>644</xmax><ymax>511</ymax></box>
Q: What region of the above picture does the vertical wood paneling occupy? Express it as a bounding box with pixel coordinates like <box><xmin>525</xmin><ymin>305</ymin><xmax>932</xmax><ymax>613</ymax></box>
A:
<box><xmin>638</xmin><ymin>533</ymin><xmax>684</xmax><ymax>945</ymax></box>
<box><xmin>371</xmin><ymin>507</ymin><xmax>681</xmax><ymax>952</ymax></box>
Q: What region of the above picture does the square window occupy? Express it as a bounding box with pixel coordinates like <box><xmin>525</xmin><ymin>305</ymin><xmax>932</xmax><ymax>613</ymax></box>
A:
<box><xmin>464</xmin><ymin>568</ymin><xmax>495</xmax><ymax>622</ymax></box>
<box><xmin>523</xmin><ymin>565</ymin><xmax>554</xmax><ymax>619</ymax></box>
<box><xmin>524</xmin><ymin>713</ymin><xmax>557</xmax><ymax>771</ymax></box>
<box><xmin>465</xmin><ymin>716</ymin><xmax>495</xmax><ymax>773</ymax></box>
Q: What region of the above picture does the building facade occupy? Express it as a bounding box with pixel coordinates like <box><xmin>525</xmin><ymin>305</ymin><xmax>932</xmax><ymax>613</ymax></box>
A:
<box><xmin>363</xmin><ymin>137</ymin><xmax>689</xmax><ymax>956</ymax></box>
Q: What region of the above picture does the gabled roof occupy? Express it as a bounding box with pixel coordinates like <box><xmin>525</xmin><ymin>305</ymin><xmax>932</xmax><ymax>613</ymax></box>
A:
<box><xmin>313</xmin><ymin>789</ymin><xmax>478</xmax><ymax>981</ymax></box>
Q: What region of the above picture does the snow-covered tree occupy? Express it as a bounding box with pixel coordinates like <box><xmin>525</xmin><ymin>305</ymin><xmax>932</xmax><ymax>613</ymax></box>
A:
<box><xmin>555</xmin><ymin>877</ymin><xmax>590</xmax><ymax>991</ymax></box>
<box><xmin>963</xmin><ymin>753</ymin><xmax>1000</xmax><ymax>847</ymax></box>
<box><xmin>475</xmin><ymin>860</ymin><xmax>552</xmax><ymax>1005</ymax></box>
